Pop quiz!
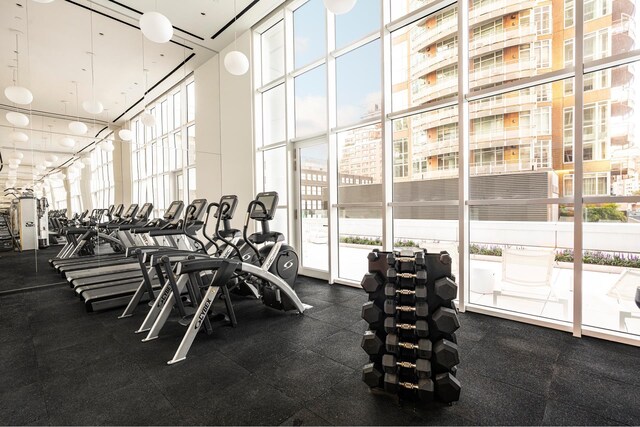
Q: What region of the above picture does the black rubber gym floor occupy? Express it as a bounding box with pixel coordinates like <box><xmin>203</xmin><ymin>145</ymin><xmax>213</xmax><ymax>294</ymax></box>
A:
<box><xmin>0</xmin><ymin>246</ymin><xmax>65</xmax><ymax>293</ymax></box>
<box><xmin>0</xmin><ymin>258</ymin><xmax>639</xmax><ymax>425</ymax></box>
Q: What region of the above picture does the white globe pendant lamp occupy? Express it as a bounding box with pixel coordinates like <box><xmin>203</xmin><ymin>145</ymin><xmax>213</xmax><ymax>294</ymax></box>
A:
<box><xmin>36</xmin><ymin>164</ymin><xmax>47</xmax><ymax>172</ymax></box>
<box><xmin>101</xmin><ymin>140</ymin><xmax>115</xmax><ymax>153</ymax></box>
<box><xmin>140</xmin><ymin>11</ymin><xmax>174</xmax><ymax>44</ymax></box>
<box><xmin>69</xmin><ymin>120</ymin><xmax>88</xmax><ymax>135</ymax></box>
<box><xmin>8</xmin><ymin>151</ymin><xmax>24</xmax><ymax>161</ymax></box>
<box><xmin>4</xmin><ymin>86</ymin><xmax>33</xmax><ymax>105</ymax></box>
<box><xmin>77</xmin><ymin>161</ymin><xmax>85</xmax><ymax>169</ymax></box>
<box><xmin>82</xmin><ymin>99</ymin><xmax>104</xmax><ymax>115</ymax></box>
<box><xmin>323</xmin><ymin>0</ymin><xmax>357</xmax><ymax>14</ymax></box>
<box><xmin>60</xmin><ymin>137</ymin><xmax>76</xmax><ymax>148</ymax></box>
<box><xmin>9</xmin><ymin>131</ymin><xmax>29</xmax><ymax>143</ymax></box>
<box><xmin>118</xmin><ymin>128</ymin><xmax>133</xmax><ymax>141</ymax></box>
<box><xmin>8</xmin><ymin>159</ymin><xmax>21</xmax><ymax>167</ymax></box>
<box><xmin>8</xmin><ymin>163</ymin><xmax>19</xmax><ymax>170</ymax></box>
<box><xmin>224</xmin><ymin>50</ymin><xmax>249</xmax><ymax>76</ymax></box>
<box><xmin>6</xmin><ymin>111</ymin><xmax>29</xmax><ymax>127</ymax></box>
<box><xmin>81</xmin><ymin>156</ymin><xmax>92</xmax><ymax>166</ymax></box>
<box><xmin>141</xmin><ymin>112</ymin><xmax>156</xmax><ymax>128</ymax></box>
<box><xmin>32</xmin><ymin>0</ymin><xmax>55</xmax><ymax>3</ymax></box>
<box><xmin>45</xmin><ymin>154</ymin><xmax>58</xmax><ymax>164</ymax></box>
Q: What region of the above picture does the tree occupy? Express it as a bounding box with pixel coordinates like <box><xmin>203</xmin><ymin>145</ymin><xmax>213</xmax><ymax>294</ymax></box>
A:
<box><xmin>584</xmin><ymin>204</ymin><xmax>627</xmax><ymax>222</ymax></box>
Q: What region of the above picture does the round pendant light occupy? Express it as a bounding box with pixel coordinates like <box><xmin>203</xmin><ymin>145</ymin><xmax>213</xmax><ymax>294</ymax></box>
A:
<box><xmin>81</xmin><ymin>156</ymin><xmax>92</xmax><ymax>166</ymax></box>
<box><xmin>45</xmin><ymin>154</ymin><xmax>58</xmax><ymax>163</ymax></box>
<box><xmin>101</xmin><ymin>140</ymin><xmax>115</xmax><ymax>153</ymax></box>
<box><xmin>8</xmin><ymin>151</ymin><xmax>24</xmax><ymax>161</ymax></box>
<box><xmin>8</xmin><ymin>163</ymin><xmax>19</xmax><ymax>170</ymax></box>
<box><xmin>82</xmin><ymin>99</ymin><xmax>104</xmax><ymax>115</ymax></box>
<box><xmin>140</xmin><ymin>11</ymin><xmax>174</xmax><ymax>44</ymax></box>
<box><xmin>118</xmin><ymin>128</ymin><xmax>133</xmax><ymax>141</ymax></box>
<box><xmin>35</xmin><ymin>164</ymin><xmax>47</xmax><ymax>172</ymax></box>
<box><xmin>60</xmin><ymin>137</ymin><xmax>76</xmax><ymax>148</ymax></box>
<box><xmin>8</xmin><ymin>158</ymin><xmax>21</xmax><ymax>166</ymax></box>
<box><xmin>9</xmin><ymin>131</ymin><xmax>29</xmax><ymax>143</ymax></box>
<box><xmin>224</xmin><ymin>51</ymin><xmax>249</xmax><ymax>76</ymax></box>
<box><xmin>141</xmin><ymin>112</ymin><xmax>156</xmax><ymax>127</ymax></box>
<box><xmin>6</xmin><ymin>111</ymin><xmax>29</xmax><ymax>127</ymax></box>
<box><xmin>77</xmin><ymin>161</ymin><xmax>86</xmax><ymax>169</ymax></box>
<box><xmin>323</xmin><ymin>0</ymin><xmax>357</xmax><ymax>15</ymax></box>
<box><xmin>4</xmin><ymin>86</ymin><xmax>33</xmax><ymax>105</ymax></box>
<box><xmin>32</xmin><ymin>0</ymin><xmax>56</xmax><ymax>3</ymax></box>
<box><xmin>69</xmin><ymin>120</ymin><xmax>88</xmax><ymax>135</ymax></box>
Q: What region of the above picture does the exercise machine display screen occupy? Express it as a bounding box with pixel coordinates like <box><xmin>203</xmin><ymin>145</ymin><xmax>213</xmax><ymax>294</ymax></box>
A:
<box><xmin>137</xmin><ymin>203</ymin><xmax>153</xmax><ymax>219</ymax></box>
<box><xmin>164</xmin><ymin>201</ymin><xmax>184</xmax><ymax>219</ymax></box>
<box><xmin>217</xmin><ymin>195</ymin><xmax>238</xmax><ymax>220</ymax></box>
<box><xmin>188</xmin><ymin>199</ymin><xmax>208</xmax><ymax>221</ymax></box>
<box><xmin>123</xmin><ymin>204</ymin><xmax>138</xmax><ymax>218</ymax></box>
<box><xmin>250</xmin><ymin>192</ymin><xmax>279</xmax><ymax>221</ymax></box>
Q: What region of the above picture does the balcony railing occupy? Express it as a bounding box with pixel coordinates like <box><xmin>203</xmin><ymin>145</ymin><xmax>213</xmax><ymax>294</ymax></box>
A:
<box><xmin>411</xmin><ymin>17</ymin><xmax>458</xmax><ymax>50</ymax></box>
<box><xmin>470</xmin><ymin>127</ymin><xmax>538</xmax><ymax>144</ymax></box>
<box><xmin>612</xmin><ymin>14</ymin><xmax>636</xmax><ymax>41</ymax></box>
<box><xmin>411</xmin><ymin>50</ymin><xmax>458</xmax><ymax>80</ymax></box>
<box><xmin>469</xmin><ymin>160</ymin><xmax>535</xmax><ymax>176</ymax></box>
<box><xmin>470</xmin><ymin>59</ymin><xmax>538</xmax><ymax>87</ymax></box>
<box><xmin>413</xmin><ymin>167</ymin><xmax>459</xmax><ymax>180</ymax></box>
<box><xmin>469</xmin><ymin>92</ymin><xmax>537</xmax><ymax>117</ymax></box>
<box><xmin>413</xmin><ymin>78</ymin><xmax>458</xmax><ymax>103</ymax></box>
<box><xmin>469</xmin><ymin>24</ymin><xmax>536</xmax><ymax>57</ymax></box>
<box><xmin>469</xmin><ymin>0</ymin><xmax>536</xmax><ymax>26</ymax></box>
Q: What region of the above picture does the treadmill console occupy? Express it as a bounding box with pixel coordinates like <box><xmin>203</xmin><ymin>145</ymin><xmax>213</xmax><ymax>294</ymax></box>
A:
<box><xmin>136</xmin><ymin>203</ymin><xmax>154</xmax><ymax>221</ymax></box>
<box><xmin>164</xmin><ymin>201</ymin><xmax>185</xmax><ymax>220</ymax></box>
<box><xmin>250</xmin><ymin>192</ymin><xmax>279</xmax><ymax>221</ymax></box>
<box><xmin>123</xmin><ymin>204</ymin><xmax>138</xmax><ymax>219</ymax></box>
<box><xmin>216</xmin><ymin>195</ymin><xmax>238</xmax><ymax>220</ymax></box>
<box><xmin>113</xmin><ymin>204</ymin><xmax>124</xmax><ymax>218</ymax></box>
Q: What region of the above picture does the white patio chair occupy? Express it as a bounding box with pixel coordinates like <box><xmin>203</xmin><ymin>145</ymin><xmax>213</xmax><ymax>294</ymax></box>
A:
<box><xmin>493</xmin><ymin>247</ymin><xmax>568</xmax><ymax>317</ymax></box>
<box><xmin>606</xmin><ymin>269</ymin><xmax>640</xmax><ymax>331</ymax></box>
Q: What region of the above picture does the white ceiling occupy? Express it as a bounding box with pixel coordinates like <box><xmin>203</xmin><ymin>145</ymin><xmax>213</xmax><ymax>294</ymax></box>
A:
<box><xmin>1</xmin><ymin>0</ymin><xmax>284</xmax><ymax>197</ymax></box>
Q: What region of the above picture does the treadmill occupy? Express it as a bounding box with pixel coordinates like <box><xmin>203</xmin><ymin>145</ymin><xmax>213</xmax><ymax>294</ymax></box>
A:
<box><xmin>79</xmin><ymin>199</ymin><xmax>209</xmax><ymax>312</ymax></box>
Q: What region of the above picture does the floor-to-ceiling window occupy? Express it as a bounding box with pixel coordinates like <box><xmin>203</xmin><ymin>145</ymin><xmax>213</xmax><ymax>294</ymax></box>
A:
<box><xmin>90</xmin><ymin>146</ymin><xmax>114</xmax><ymax>209</ymax></box>
<box><xmin>254</xmin><ymin>0</ymin><xmax>640</xmax><ymax>344</ymax></box>
<box><xmin>131</xmin><ymin>77</ymin><xmax>196</xmax><ymax>218</ymax></box>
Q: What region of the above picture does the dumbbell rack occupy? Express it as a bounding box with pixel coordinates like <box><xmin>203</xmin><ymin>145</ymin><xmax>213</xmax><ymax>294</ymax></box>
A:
<box><xmin>360</xmin><ymin>249</ymin><xmax>461</xmax><ymax>404</ymax></box>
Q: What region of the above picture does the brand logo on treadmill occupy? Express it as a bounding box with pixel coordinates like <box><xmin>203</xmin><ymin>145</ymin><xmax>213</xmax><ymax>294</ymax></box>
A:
<box><xmin>242</xmin><ymin>253</ymin><xmax>252</xmax><ymax>261</ymax></box>
<box><xmin>283</xmin><ymin>260</ymin><xmax>294</xmax><ymax>270</ymax></box>
<box><xmin>158</xmin><ymin>288</ymin><xmax>171</xmax><ymax>307</ymax></box>
<box><xmin>194</xmin><ymin>298</ymin><xmax>213</xmax><ymax>329</ymax></box>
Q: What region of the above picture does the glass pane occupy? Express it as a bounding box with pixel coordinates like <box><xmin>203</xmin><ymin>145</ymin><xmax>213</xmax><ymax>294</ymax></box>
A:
<box><xmin>582</xmin><ymin>0</ymin><xmax>632</xmax><ymax>59</ymax></box>
<box><xmin>161</xmin><ymin>100</ymin><xmax>168</xmax><ymax>135</ymax></box>
<box><xmin>261</xmin><ymin>20</ymin><xmax>285</xmax><ymax>84</ymax></box>
<box><xmin>188</xmin><ymin>168</ymin><xmax>196</xmax><ymax>204</ymax></box>
<box><xmin>391</xmin><ymin>5</ymin><xmax>458</xmax><ymax>109</ymax></box>
<box><xmin>469</xmin><ymin>204</ymin><xmax>574</xmax><ymax>323</ymax></box>
<box><xmin>338</xmin><ymin>207</ymin><xmax>382</xmax><ymax>281</ymax></box>
<box><xmin>469</xmin><ymin>0</ymin><xmax>573</xmax><ymax>90</ymax></box>
<box><xmin>338</xmin><ymin>123</ymin><xmax>383</xmax><ymax>204</ymax></box>
<box><xmin>468</xmin><ymin>80</ymin><xmax>573</xmax><ymax>199</ymax></box>
<box><xmin>392</xmin><ymin>106</ymin><xmax>460</xmax><ymax>202</ymax></box>
<box><xmin>173</xmin><ymin>92</ymin><xmax>181</xmax><ymax>129</ymax></box>
<box><xmin>295</xmin><ymin>64</ymin><xmax>327</xmax><ymax>137</ymax></box>
<box><xmin>336</xmin><ymin>40</ymin><xmax>381</xmax><ymax>127</ymax></box>
<box><xmin>582</xmin><ymin>203</ymin><xmax>640</xmax><ymax>337</ymax></box>
<box><xmin>187</xmin><ymin>82</ymin><xmax>195</xmax><ymax>122</ymax></box>
<box><xmin>187</xmin><ymin>125</ymin><xmax>196</xmax><ymax>166</ymax></box>
<box><xmin>263</xmin><ymin>146</ymin><xmax>288</xmax><ymax>199</ymax></box>
<box><xmin>294</xmin><ymin>0</ymin><xmax>326</xmax><ymax>69</ymax></box>
<box><xmin>273</xmin><ymin>207</ymin><xmax>289</xmax><ymax>241</ymax></box>
<box><xmin>393</xmin><ymin>206</ymin><xmax>459</xmax><ymax>287</ymax></box>
<box><xmin>335</xmin><ymin>0</ymin><xmax>381</xmax><ymax>49</ymax></box>
<box><xmin>391</xmin><ymin>0</ymin><xmax>427</xmax><ymax>21</ymax></box>
<box><xmin>300</xmin><ymin>144</ymin><xmax>329</xmax><ymax>271</ymax></box>
<box><xmin>262</xmin><ymin>84</ymin><xmax>286</xmax><ymax>146</ymax></box>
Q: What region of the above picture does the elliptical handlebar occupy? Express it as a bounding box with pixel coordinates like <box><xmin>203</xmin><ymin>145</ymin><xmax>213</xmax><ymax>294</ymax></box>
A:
<box><xmin>204</xmin><ymin>202</ymin><xmax>221</xmax><ymax>254</ymax></box>
<box><xmin>215</xmin><ymin>201</ymin><xmax>243</xmax><ymax>260</ymax></box>
<box><xmin>243</xmin><ymin>200</ymin><xmax>268</xmax><ymax>264</ymax></box>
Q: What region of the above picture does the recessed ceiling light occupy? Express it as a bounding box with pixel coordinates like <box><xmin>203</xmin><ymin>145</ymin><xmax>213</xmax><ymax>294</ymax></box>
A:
<box><xmin>81</xmin><ymin>68</ymin><xmax>86</xmax><ymax>71</ymax></box>
<box><xmin>160</xmin><ymin>53</ymin><xmax>164</xmax><ymax>57</ymax></box>
<box><xmin>201</xmin><ymin>12</ymin><xmax>206</xmax><ymax>15</ymax></box>
<box><xmin>16</xmin><ymin>4</ymin><xmax>23</xmax><ymax>8</ymax></box>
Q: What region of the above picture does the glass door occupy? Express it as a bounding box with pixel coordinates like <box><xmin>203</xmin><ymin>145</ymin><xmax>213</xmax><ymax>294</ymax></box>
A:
<box><xmin>297</xmin><ymin>142</ymin><xmax>329</xmax><ymax>277</ymax></box>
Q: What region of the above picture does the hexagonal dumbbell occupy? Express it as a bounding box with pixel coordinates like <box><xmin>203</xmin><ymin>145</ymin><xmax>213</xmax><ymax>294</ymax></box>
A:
<box><xmin>361</xmin><ymin>330</ymin><xmax>384</xmax><ymax>356</ymax></box>
<box><xmin>382</xmin><ymin>354</ymin><xmax>431</xmax><ymax>379</ymax></box>
<box><xmin>368</xmin><ymin>250</ymin><xmax>391</xmax><ymax>279</ymax></box>
<box><xmin>361</xmin><ymin>273</ymin><xmax>385</xmax><ymax>294</ymax></box>
<box><xmin>384</xmin><ymin>283</ymin><xmax>427</xmax><ymax>300</ymax></box>
<box><xmin>439</xmin><ymin>251</ymin><xmax>452</xmax><ymax>265</ymax></box>
<box><xmin>434</xmin><ymin>277</ymin><xmax>457</xmax><ymax>302</ymax></box>
<box><xmin>383</xmin><ymin>318</ymin><xmax>429</xmax><ymax>337</ymax></box>
<box><xmin>361</xmin><ymin>301</ymin><xmax>384</xmax><ymax>329</ymax></box>
<box><xmin>433</xmin><ymin>339</ymin><xmax>460</xmax><ymax>370</ymax></box>
<box><xmin>385</xmin><ymin>333</ymin><xmax>432</xmax><ymax>359</ymax></box>
<box><xmin>384</xmin><ymin>299</ymin><xmax>429</xmax><ymax>317</ymax></box>
<box><xmin>388</xmin><ymin>268</ymin><xmax>427</xmax><ymax>285</ymax></box>
<box><xmin>431</xmin><ymin>307</ymin><xmax>460</xmax><ymax>335</ymax></box>
<box><xmin>384</xmin><ymin>373</ymin><xmax>434</xmax><ymax>401</ymax></box>
<box><xmin>435</xmin><ymin>372</ymin><xmax>461</xmax><ymax>403</ymax></box>
<box><xmin>362</xmin><ymin>362</ymin><xmax>383</xmax><ymax>388</ymax></box>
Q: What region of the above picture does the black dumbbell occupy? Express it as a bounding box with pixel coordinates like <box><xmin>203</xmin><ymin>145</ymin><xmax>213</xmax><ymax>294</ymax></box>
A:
<box><xmin>385</xmin><ymin>333</ymin><xmax>432</xmax><ymax>358</ymax></box>
<box><xmin>361</xmin><ymin>273</ymin><xmax>384</xmax><ymax>294</ymax></box>
<box><xmin>384</xmin><ymin>373</ymin><xmax>434</xmax><ymax>401</ymax></box>
<box><xmin>368</xmin><ymin>250</ymin><xmax>391</xmax><ymax>278</ymax></box>
<box><xmin>434</xmin><ymin>277</ymin><xmax>457</xmax><ymax>302</ymax></box>
<box><xmin>384</xmin><ymin>299</ymin><xmax>428</xmax><ymax>317</ymax></box>
<box><xmin>361</xmin><ymin>330</ymin><xmax>384</xmax><ymax>356</ymax></box>
<box><xmin>433</xmin><ymin>339</ymin><xmax>460</xmax><ymax>370</ymax></box>
<box><xmin>361</xmin><ymin>301</ymin><xmax>384</xmax><ymax>329</ymax></box>
<box><xmin>388</xmin><ymin>268</ymin><xmax>427</xmax><ymax>285</ymax></box>
<box><xmin>362</xmin><ymin>363</ymin><xmax>383</xmax><ymax>388</ymax></box>
<box><xmin>382</xmin><ymin>354</ymin><xmax>431</xmax><ymax>379</ymax></box>
<box><xmin>384</xmin><ymin>283</ymin><xmax>427</xmax><ymax>300</ymax></box>
<box><xmin>383</xmin><ymin>317</ymin><xmax>429</xmax><ymax>337</ymax></box>
<box><xmin>435</xmin><ymin>372</ymin><xmax>461</xmax><ymax>403</ymax></box>
<box><xmin>387</xmin><ymin>252</ymin><xmax>426</xmax><ymax>267</ymax></box>
<box><xmin>431</xmin><ymin>307</ymin><xmax>460</xmax><ymax>335</ymax></box>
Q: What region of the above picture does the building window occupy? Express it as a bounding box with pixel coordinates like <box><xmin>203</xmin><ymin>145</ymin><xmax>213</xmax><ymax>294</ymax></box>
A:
<box><xmin>564</xmin><ymin>173</ymin><xmax>609</xmax><ymax>196</ymax></box>
<box><xmin>584</xmin><ymin>0</ymin><xmax>610</xmax><ymax>22</ymax></box>
<box><xmin>393</xmin><ymin>138</ymin><xmax>409</xmax><ymax>178</ymax></box>
<box><xmin>533</xmin><ymin>40</ymin><xmax>551</xmax><ymax>69</ymax></box>
<box><xmin>564</xmin><ymin>0</ymin><xmax>574</xmax><ymax>27</ymax></box>
<box><xmin>564</xmin><ymin>39</ymin><xmax>574</xmax><ymax>95</ymax></box>
<box><xmin>563</xmin><ymin>107</ymin><xmax>574</xmax><ymax>163</ymax></box>
<box><xmin>534</xmin><ymin>6</ymin><xmax>551</xmax><ymax>35</ymax></box>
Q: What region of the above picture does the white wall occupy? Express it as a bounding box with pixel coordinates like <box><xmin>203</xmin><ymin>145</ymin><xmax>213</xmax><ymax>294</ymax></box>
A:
<box><xmin>194</xmin><ymin>31</ymin><xmax>255</xmax><ymax>229</ymax></box>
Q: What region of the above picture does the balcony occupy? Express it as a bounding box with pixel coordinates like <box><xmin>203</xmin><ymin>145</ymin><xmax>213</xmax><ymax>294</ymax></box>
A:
<box><xmin>469</xmin><ymin>0</ymin><xmax>536</xmax><ymax>27</ymax></box>
<box><xmin>469</xmin><ymin>91</ymin><xmax>537</xmax><ymax>119</ymax></box>
<box><xmin>470</xmin><ymin>24</ymin><xmax>536</xmax><ymax>58</ymax></box>
<box><xmin>470</xmin><ymin>59</ymin><xmax>538</xmax><ymax>88</ymax></box>
<box><xmin>470</xmin><ymin>127</ymin><xmax>537</xmax><ymax>147</ymax></box>
<box><xmin>469</xmin><ymin>159</ymin><xmax>537</xmax><ymax>176</ymax></box>
<box><xmin>411</xmin><ymin>17</ymin><xmax>457</xmax><ymax>51</ymax></box>
<box><xmin>413</xmin><ymin>167</ymin><xmax>460</xmax><ymax>180</ymax></box>
<box><xmin>413</xmin><ymin>78</ymin><xmax>458</xmax><ymax>104</ymax></box>
<box><xmin>411</xmin><ymin>50</ymin><xmax>458</xmax><ymax>81</ymax></box>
